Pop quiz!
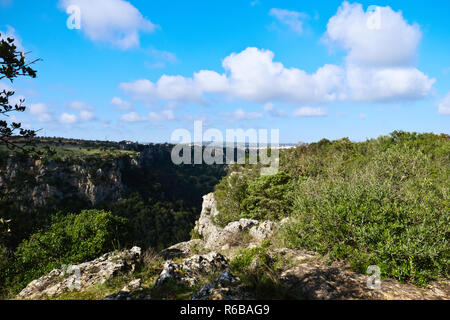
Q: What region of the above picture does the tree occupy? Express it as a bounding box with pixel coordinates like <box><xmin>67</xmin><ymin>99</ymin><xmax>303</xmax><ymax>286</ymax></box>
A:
<box><xmin>0</xmin><ymin>33</ymin><xmax>40</xmax><ymax>150</ymax></box>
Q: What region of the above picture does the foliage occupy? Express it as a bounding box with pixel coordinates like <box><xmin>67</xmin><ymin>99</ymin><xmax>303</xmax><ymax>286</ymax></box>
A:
<box><xmin>230</xmin><ymin>244</ymin><xmax>293</xmax><ymax>299</ymax></box>
<box><xmin>0</xmin><ymin>32</ymin><xmax>40</xmax><ymax>150</ymax></box>
<box><xmin>216</xmin><ymin>131</ymin><xmax>450</xmax><ymax>285</ymax></box>
<box><xmin>0</xmin><ymin>209</ymin><xmax>127</xmax><ymax>296</ymax></box>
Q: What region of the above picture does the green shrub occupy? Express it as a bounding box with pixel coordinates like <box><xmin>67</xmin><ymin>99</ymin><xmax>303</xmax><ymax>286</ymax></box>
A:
<box><xmin>230</xmin><ymin>245</ymin><xmax>293</xmax><ymax>299</ymax></box>
<box><xmin>216</xmin><ymin>131</ymin><xmax>450</xmax><ymax>286</ymax></box>
<box><xmin>0</xmin><ymin>209</ymin><xmax>127</xmax><ymax>296</ymax></box>
<box><xmin>214</xmin><ymin>168</ymin><xmax>292</xmax><ymax>226</ymax></box>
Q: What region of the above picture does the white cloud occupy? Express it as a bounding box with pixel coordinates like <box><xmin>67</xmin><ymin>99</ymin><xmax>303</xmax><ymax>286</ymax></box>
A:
<box><xmin>438</xmin><ymin>93</ymin><xmax>450</xmax><ymax>115</ymax></box>
<box><xmin>59</xmin><ymin>112</ymin><xmax>78</xmax><ymax>124</ymax></box>
<box><xmin>269</xmin><ymin>8</ymin><xmax>308</xmax><ymax>35</ymax></box>
<box><xmin>225</xmin><ymin>109</ymin><xmax>263</xmax><ymax>121</ymax></box>
<box><xmin>29</xmin><ymin>103</ymin><xmax>52</xmax><ymax>122</ymax></box>
<box><xmin>264</xmin><ymin>102</ymin><xmax>286</xmax><ymax>117</ymax></box>
<box><xmin>120</xmin><ymin>111</ymin><xmax>145</xmax><ymax>122</ymax></box>
<box><xmin>346</xmin><ymin>65</ymin><xmax>435</xmax><ymax>102</ymax></box>
<box><xmin>111</xmin><ymin>97</ymin><xmax>132</xmax><ymax>110</ymax></box>
<box><xmin>59</xmin><ymin>0</ymin><xmax>156</xmax><ymax>49</ymax></box>
<box><xmin>69</xmin><ymin>101</ymin><xmax>93</xmax><ymax>110</ymax></box>
<box><xmin>119</xmin><ymin>2</ymin><xmax>434</xmax><ymax>108</ymax></box>
<box><xmin>326</xmin><ymin>2</ymin><xmax>421</xmax><ymax>67</ymax></box>
<box><xmin>148</xmin><ymin>109</ymin><xmax>175</xmax><ymax>122</ymax></box>
<box><xmin>293</xmin><ymin>107</ymin><xmax>327</xmax><ymax>117</ymax></box>
<box><xmin>0</xmin><ymin>26</ymin><xmax>24</xmax><ymax>51</ymax></box>
<box><xmin>80</xmin><ymin>110</ymin><xmax>94</xmax><ymax>121</ymax></box>
<box><xmin>120</xmin><ymin>48</ymin><xmax>344</xmax><ymax>105</ymax></box>
<box><xmin>120</xmin><ymin>109</ymin><xmax>175</xmax><ymax>122</ymax></box>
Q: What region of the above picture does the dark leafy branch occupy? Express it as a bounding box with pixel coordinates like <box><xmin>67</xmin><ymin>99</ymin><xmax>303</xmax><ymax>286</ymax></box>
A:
<box><xmin>0</xmin><ymin>33</ymin><xmax>41</xmax><ymax>151</ymax></box>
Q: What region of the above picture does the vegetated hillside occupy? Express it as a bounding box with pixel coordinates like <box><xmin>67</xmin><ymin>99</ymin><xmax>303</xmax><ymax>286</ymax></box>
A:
<box><xmin>214</xmin><ymin>131</ymin><xmax>449</xmax><ymax>286</ymax></box>
<box><xmin>0</xmin><ymin>138</ymin><xmax>226</xmax><ymax>297</ymax></box>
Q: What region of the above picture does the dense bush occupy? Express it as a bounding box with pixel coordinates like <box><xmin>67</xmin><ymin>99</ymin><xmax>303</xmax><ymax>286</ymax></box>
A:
<box><xmin>216</xmin><ymin>132</ymin><xmax>449</xmax><ymax>285</ymax></box>
<box><xmin>0</xmin><ymin>209</ymin><xmax>127</xmax><ymax>296</ymax></box>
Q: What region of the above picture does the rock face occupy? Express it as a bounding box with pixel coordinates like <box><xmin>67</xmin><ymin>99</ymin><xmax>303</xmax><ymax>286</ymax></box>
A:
<box><xmin>154</xmin><ymin>252</ymin><xmax>229</xmax><ymax>287</ymax></box>
<box><xmin>0</xmin><ymin>155</ymin><xmax>137</xmax><ymax>213</ymax></box>
<box><xmin>193</xmin><ymin>193</ymin><xmax>278</xmax><ymax>250</ymax></box>
<box><xmin>16</xmin><ymin>247</ymin><xmax>142</xmax><ymax>300</ymax></box>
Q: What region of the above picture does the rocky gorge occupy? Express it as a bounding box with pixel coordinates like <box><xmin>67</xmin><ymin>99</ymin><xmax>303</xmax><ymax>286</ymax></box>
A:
<box><xmin>15</xmin><ymin>193</ymin><xmax>450</xmax><ymax>300</ymax></box>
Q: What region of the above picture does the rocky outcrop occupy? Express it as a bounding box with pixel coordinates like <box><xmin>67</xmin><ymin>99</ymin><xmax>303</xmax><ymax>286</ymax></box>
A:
<box><xmin>154</xmin><ymin>252</ymin><xmax>229</xmax><ymax>287</ymax></box>
<box><xmin>16</xmin><ymin>247</ymin><xmax>142</xmax><ymax>300</ymax></box>
<box><xmin>193</xmin><ymin>193</ymin><xmax>278</xmax><ymax>250</ymax></box>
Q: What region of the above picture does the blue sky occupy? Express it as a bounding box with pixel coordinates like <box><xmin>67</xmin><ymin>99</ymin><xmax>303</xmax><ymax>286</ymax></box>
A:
<box><xmin>0</xmin><ymin>0</ymin><xmax>449</xmax><ymax>143</ymax></box>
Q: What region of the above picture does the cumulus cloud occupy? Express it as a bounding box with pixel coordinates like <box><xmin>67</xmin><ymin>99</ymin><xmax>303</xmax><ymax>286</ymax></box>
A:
<box><xmin>121</xmin><ymin>48</ymin><xmax>345</xmax><ymax>105</ymax></box>
<box><xmin>59</xmin><ymin>0</ymin><xmax>156</xmax><ymax>49</ymax></box>
<box><xmin>59</xmin><ymin>112</ymin><xmax>78</xmax><ymax>124</ymax></box>
<box><xmin>119</xmin><ymin>2</ymin><xmax>434</xmax><ymax>108</ymax></box>
<box><xmin>326</xmin><ymin>2</ymin><xmax>421</xmax><ymax>67</ymax></box>
<box><xmin>438</xmin><ymin>93</ymin><xmax>450</xmax><ymax>115</ymax></box>
<box><xmin>345</xmin><ymin>65</ymin><xmax>435</xmax><ymax>102</ymax></box>
<box><xmin>269</xmin><ymin>8</ymin><xmax>308</xmax><ymax>35</ymax></box>
<box><xmin>293</xmin><ymin>107</ymin><xmax>327</xmax><ymax>117</ymax></box>
<box><xmin>29</xmin><ymin>103</ymin><xmax>52</xmax><ymax>122</ymax></box>
<box><xmin>111</xmin><ymin>97</ymin><xmax>132</xmax><ymax>110</ymax></box>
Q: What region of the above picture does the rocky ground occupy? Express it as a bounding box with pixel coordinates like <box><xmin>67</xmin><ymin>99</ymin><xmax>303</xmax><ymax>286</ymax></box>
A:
<box><xmin>15</xmin><ymin>193</ymin><xmax>450</xmax><ymax>300</ymax></box>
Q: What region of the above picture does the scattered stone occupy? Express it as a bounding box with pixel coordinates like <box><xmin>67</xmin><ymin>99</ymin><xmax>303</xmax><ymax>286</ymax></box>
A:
<box><xmin>192</xmin><ymin>270</ymin><xmax>251</xmax><ymax>300</ymax></box>
<box><xmin>103</xmin><ymin>278</ymin><xmax>151</xmax><ymax>301</ymax></box>
<box><xmin>154</xmin><ymin>252</ymin><xmax>229</xmax><ymax>288</ymax></box>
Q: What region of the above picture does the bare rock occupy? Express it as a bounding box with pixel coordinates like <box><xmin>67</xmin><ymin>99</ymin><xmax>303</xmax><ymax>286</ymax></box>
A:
<box><xmin>16</xmin><ymin>247</ymin><xmax>142</xmax><ymax>300</ymax></box>
<box><xmin>154</xmin><ymin>252</ymin><xmax>229</xmax><ymax>288</ymax></box>
<box><xmin>249</xmin><ymin>221</ymin><xmax>277</xmax><ymax>242</ymax></box>
<box><xmin>103</xmin><ymin>278</ymin><xmax>151</xmax><ymax>301</ymax></box>
<box><xmin>159</xmin><ymin>239</ymin><xmax>205</xmax><ymax>260</ymax></box>
<box><xmin>194</xmin><ymin>193</ymin><xmax>278</xmax><ymax>250</ymax></box>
